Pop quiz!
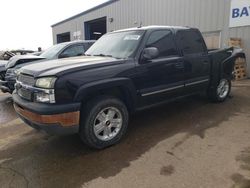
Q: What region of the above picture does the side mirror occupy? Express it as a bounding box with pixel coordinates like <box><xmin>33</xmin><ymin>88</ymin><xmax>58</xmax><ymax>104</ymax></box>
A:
<box><xmin>142</xmin><ymin>47</ymin><xmax>159</xmax><ymax>61</ymax></box>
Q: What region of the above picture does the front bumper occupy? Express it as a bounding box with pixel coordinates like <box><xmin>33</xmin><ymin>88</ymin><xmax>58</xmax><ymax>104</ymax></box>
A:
<box><xmin>13</xmin><ymin>93</ymin><xmax>81</xmax><ymax>135</ymax></box>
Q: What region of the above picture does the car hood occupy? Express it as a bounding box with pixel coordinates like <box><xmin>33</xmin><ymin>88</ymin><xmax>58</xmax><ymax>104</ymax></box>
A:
<box><xmin>20</xmin><ymin>56</ymin><xmax>125</xmax><ymax>77</ymax></box>
<box><xmin>6</xmin><ymin>55</ymin><xmax>46</xmax><ymax>69</ymax></box>
<box><xmin>0</xmin><ymin>60</ymin><xmax>8</xmax><ymax>66</ymax></box>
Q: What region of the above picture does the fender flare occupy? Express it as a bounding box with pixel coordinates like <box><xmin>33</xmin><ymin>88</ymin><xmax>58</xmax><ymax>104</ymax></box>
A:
<box><xmin>220</xmin><ymin>47</ymin><xmax>246</xmax><ymax>78</ymax></box>
<box><xmin>74</xmin><ymin>78</ymin><xmax>138</xmax><ymax>109</ymax></box>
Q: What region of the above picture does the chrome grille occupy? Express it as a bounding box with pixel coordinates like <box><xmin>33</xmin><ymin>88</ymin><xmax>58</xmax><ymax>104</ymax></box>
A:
<box><xmin>16</xmin><ymin>74</ymin><xmax>35</xmax><ymax>101</ymax></box>
<box><xmin>18</xmin><ymin>74</ymin><xmax>35</xmax><ymax>86</ymax></box>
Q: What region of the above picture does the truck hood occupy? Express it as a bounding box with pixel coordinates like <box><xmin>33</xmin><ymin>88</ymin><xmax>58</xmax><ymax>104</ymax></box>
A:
<box><xmin>6</xmin><ymin>55</ymin><xmax>45</xmax><ymax>69</ymax></box>
<box><xmin>20</xmin><ymin>56</ymin><xmax>125</xmax><ymax>77</ymax></box>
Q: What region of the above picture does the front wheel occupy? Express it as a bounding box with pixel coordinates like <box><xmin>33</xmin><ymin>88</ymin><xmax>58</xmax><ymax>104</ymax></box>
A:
<box><xmin>79</xmin><ymin>96</ymin><xmax>129</xmax><ymax>149</ymax></box>
<box><xmin>208</xmin><ymin>77</ymin><xmax>231</xmax><ymax>102</ymax></box>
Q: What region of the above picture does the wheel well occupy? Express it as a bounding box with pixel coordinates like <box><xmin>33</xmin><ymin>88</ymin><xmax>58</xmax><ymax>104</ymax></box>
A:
<box><xmin>81</xmin><ymin>87</ymin><xmax>135</xmax><ymax>113</ymax></box>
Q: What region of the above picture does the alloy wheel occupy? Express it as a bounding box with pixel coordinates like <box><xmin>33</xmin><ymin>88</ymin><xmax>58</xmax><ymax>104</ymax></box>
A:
<box><xmin>93</xmin><ymin>107</ymin><xmax>123</xmax><ymax>141</ymax></box>
<box><xmin>217</xmin><ymin>79</ymin><xmax>230</xmax><ymax>99</ymax></box>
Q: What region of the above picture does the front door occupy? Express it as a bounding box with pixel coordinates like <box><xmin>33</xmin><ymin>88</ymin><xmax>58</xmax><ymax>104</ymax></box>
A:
<box><xmin>135</xmin><ymin>29</ymin><xmax>185</xmax><ymax>107</ymax></box>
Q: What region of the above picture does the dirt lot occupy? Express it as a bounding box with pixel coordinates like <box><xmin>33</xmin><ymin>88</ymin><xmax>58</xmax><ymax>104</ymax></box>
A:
<box><xmin>0</xmin><ymin>80</ymin><xmax>250</xmax><ymax>188</ymax></box>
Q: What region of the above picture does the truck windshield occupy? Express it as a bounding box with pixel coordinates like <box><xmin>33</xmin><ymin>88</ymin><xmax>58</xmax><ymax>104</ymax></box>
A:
<box><xmin>85</xmin><ymin>30</ymin><xmax>145</xmax><ymax>59</ymax></box>
<box><xmin>40</xmin><ymin>43</ymin><xmax>68</xmax><ymax>59</ymax></box>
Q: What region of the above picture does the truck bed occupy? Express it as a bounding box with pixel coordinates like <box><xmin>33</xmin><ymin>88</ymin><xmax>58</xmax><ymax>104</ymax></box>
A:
<box><xmin>208</xmin><ymin>47</ymin><xmax>245</xmax><ymax>87</ymax></box>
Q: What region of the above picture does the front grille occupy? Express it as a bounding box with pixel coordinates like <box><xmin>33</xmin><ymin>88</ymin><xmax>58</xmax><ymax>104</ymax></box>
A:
<box><xmin>17</xmin><ymin>87</ymin><xmax>32</xmax><ymax>101</ymax></box>
<box><xmin>16</xmin><ymin>74</ymin><xmax>35</xmax><ymax>101</ymax></box>
<box><xmin>18</xmin><ymin>74</ymin><xmax>35</xmax><ymax>86</ymax></box>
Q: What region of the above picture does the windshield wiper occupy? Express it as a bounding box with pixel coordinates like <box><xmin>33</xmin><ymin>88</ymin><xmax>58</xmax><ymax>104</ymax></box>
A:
<box><xmin>83</xmin><ymin>53</ymin><xmax>92</xmax><ymax>56</ymax></box>
<box><xmin>93</xmin><ymin>54</ymin><xmax>124</xmax><ymax>59</ymax></box>
<box><xmin>93</xmin><ymin>54</ymin><xmax>113</xmax><ymax>58</ymax></box>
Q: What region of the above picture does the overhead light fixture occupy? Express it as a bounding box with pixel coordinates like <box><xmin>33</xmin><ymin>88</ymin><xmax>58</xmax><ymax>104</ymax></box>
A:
<box><xmin>93</xmin><ymin>32</ymin><xmax>102</xmax><ymax>35</ymax></box>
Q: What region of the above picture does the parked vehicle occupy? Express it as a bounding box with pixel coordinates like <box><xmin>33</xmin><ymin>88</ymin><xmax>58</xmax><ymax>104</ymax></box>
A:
<box><xmin>0</xmin><ymin>40</ymin><xmax>95</xmax><ymax>93</ymax></box>
<box><xmin>0</xmin><ymin>60</ymin><xmax>8</xmax><ymax>80</ymax></box>
<box><xmin>0</xmin><ymin>51</ymin><xmax>15</xmax><ymax>60</ymax></box>
<box><xmin>11</xmin><ymin>50</ymin><xmax>35</xmax><ymax>55</ymax></box>
<box><xmin>0</xmin><ymin>50</ymin><xmax>35</xmax><ymax>61</ymax></box>
<box><xmin>13</xmin><ymin>26</ymin><xmax>243</xmax><ymax>149</ymax></box>
<box><xmin>0</xmin><ymin>50</ymin><xmax>36</xmax><ymax>80</ymax></box>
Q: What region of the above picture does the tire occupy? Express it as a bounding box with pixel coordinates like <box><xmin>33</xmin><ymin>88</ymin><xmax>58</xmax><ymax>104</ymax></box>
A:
<box><xmin>79</xmin><ymin>96</ymin><xmax>129</xmax><ymax>149</ymax></box>
<box><xmin>208</xmin><ymin>76</ymin><xmax>231</xmax><ymax>103</ymax></box>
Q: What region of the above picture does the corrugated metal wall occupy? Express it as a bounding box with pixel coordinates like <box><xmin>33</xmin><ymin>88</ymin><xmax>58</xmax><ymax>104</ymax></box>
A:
<box><xmin>52</xmin><ymin>0</ymin><xmax>250</xmax><ymax>75</ymax></box>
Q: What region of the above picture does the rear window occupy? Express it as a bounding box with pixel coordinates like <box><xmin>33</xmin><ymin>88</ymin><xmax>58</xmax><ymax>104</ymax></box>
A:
<box><xmin>176</xmin><ymin>30</ymin><xmax>206</xmax><ymax>55</ymax></box>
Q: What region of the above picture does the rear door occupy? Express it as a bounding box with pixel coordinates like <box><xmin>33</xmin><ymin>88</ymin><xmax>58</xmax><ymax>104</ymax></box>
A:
<box><xmin>135</xmin><ymin>29</ymin><xmax>185</xmax><ymax>106</ymax></box>
<box><xmin>176</xmin><ymin>30</ymin><xmax>210</xmax><ymax>93</ymax></box>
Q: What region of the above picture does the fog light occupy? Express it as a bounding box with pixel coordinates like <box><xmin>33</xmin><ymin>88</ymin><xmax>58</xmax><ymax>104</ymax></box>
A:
<box><xmin>34</xmin><ymin>90</ymin><xmax>55</xmax><ymax>103</ymax></box>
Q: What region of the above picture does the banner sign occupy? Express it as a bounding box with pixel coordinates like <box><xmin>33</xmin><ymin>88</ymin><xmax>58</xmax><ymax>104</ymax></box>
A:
<box><xmin>230</xmin><ymin>0</ymin><xmax>250</xmax><ymax>28</ymax></box>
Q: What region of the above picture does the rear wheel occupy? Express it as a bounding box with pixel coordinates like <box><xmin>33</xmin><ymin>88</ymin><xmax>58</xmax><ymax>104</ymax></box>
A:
<box><xmin>79</xmin><ymin>96</ymin><xmax>129</xmax><ymax>149</ymax></box>
<box><xmin>208</xmin><ymin>77</ymin><xmax>231</xmax><ymax>102</ymax></box>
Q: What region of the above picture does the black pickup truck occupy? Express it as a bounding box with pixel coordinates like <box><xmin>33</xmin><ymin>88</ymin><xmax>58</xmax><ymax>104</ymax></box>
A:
<box><xmin>13</xmin><ymin>26</ymin><xmax>243</xmax><ymax>149</ymax></box>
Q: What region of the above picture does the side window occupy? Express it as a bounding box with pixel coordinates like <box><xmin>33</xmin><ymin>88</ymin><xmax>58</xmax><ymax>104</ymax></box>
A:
<box><xmin>60</xmin><ymin>45</ymin><xmax>85</xmax><ymax>58</ymax></box>
<box><xmin>146</xmin><ymin>30</ymin><xmax>178</xmax><ymax>58</ymax></box>
<box><xmin>176</xmin><ymin>30</ymin><xmax>206</xmax><ymax>55</ymax></box>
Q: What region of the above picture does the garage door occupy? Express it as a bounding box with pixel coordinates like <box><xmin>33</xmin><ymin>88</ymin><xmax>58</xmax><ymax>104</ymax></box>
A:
<box><xmin>202</xmin><ymin>32</ymin><xmax>221</xmax><ymax>49</ymax></box>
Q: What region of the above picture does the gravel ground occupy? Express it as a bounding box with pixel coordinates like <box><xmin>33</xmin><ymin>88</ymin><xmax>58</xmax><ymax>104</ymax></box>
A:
<box><xmin>0</xmin><ymin>80</ymin><xmax>250</xmax><ymax>188</ymax></box>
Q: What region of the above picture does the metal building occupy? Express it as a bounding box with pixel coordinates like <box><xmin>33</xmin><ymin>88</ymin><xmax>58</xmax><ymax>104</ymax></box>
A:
<box><xmin>52</xmin><ymin>0</ymin><xmax>250</xmax><ymax>75</ymax></box>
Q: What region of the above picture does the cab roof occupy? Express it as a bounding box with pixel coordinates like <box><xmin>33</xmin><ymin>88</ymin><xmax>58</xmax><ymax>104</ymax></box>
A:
<box><xmin>112</xmin><ymin>25</ymin><xmax>196</xmax><ymax>33</ymax></box>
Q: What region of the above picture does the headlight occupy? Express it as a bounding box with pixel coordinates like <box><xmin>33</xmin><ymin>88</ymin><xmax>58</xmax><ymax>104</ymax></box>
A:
<box><xmin>34</xmin><ymin>90</ymin><xmax>55</xmax><ymax>103</ymax></box>
<box><xmin>6</xmin><ymin>68</ymin><xmax>15</xmax><ymax>75</ymax></box>
<box><xmin>6</xmin><ymin>68</ymin><xmax>19</xmax><ymax>79</ymax></box>
<box><xmin>35</xmin><ymin>77</ymin><xmax>57</xmax><ymax>89</ymax></box>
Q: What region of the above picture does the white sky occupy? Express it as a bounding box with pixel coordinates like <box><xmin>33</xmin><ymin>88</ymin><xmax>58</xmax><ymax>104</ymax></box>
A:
<box><xmin>0</xmin><ymin>0</ymin><xmax>108</xmax><ymax>51</ymax></box>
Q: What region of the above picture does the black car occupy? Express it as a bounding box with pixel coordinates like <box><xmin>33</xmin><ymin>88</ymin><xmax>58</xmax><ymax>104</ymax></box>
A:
<box><xmin>13</xmin><ymin>26</ymin><xmax>243</xmax><ymax>149</ymax></box>
<box><xmin>0</xmin><ymin>40</ymin><xmax>95</xmax><ymax>93</ymax></box>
